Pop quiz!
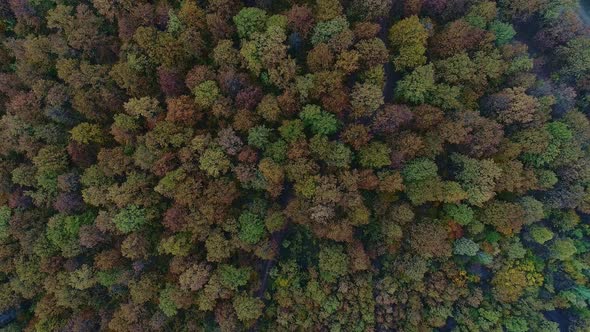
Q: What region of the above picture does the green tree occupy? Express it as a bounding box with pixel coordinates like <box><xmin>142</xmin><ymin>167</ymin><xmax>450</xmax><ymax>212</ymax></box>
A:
<box><xmin>319</xmin><ymin>244</ymin><xmax>349</xmax><ymax>283</ymax></box>
<box><xmin>395</xmin><ymin>64</ymin><xmax>435</xmax><ymax>104</ymax></box>
<box><xmin>299</xmin><ymin>105</ymin><xmax>339</xmax><ymax>135</ymax></box>
<box><xmin>489</xmin><ymin>21</ymin><xmax>515</xmax><ymax>46</ymax></box>
<box><xmin>219</xmin><ymin>265</ymin><xmax>251</xmax><ymax>291</ymax></box>
<box><xmin>0</xmin><ymin>206</ymin><xmax>11</xmax><ymax>241</ymax></box>
<box><xmin>443</xmin><ymin>204</ymin><xmax>474</xmax><ymax>225</ymax></box>
<box><xmin>529</xmin><ymin>226</ymin><xmax>554</xmax><ymax>244</ymax></box>
<box><xmin>557</xmin><ymin>37</ymin><xmax>590</xmax><ymax>81</ymax></box>
<box><xmin>278</xmin><ymin>119</ymin><xmax>306</xmax><ymax>142</ymax></box>
<box><xmin>311</xmin><ymin>17</ymin><xmax>348</xmax><ymax>45</ymax></box>
<box><xmin>113</xmin><ymin>205</ymin><xmax>149</xmax><ymax>234</ymax></box>
<box><xmin>388</xmin><ymin>16</ymin><xmax>428</xmax><ymax>71</ymax></box>
<box><xmin>358</xmin><ymin>142</ymin><xmax>391</xmax><ymax>169</ymax></box>
<box><xmin>193</xmin><ymin>80</ymin><xmax>220</xmax><ymax>109</ymax></box>
<box><xmin>350</xmin><ymin>83</ymin><xmax>384</xmax><ymax>118</ymax></box>
<box><xmin>452</xmin><ymin>154</ymin><xmax>502</xmax><ymax>206</ymax></box>
<box><xmin>159</xmin><ymin>284</ymin><xmax>179</xmax><ymax>317</ymax></box>
<box><xmin>402</xmin><ymin>158</ymin><xmax>438</xmax><ymax>183</ymax></box>
<box><xmin>551</xmin><ymin>238</ymin><xmax>577</xmax><ymax>260</ymax></box>
<box><xmin>199</xmin><ymin>147</ymin><xmax>231</xmax><ymax>177</ymax></box>
<box><xmin>233</xmin><ymin>294</ymin><xmax>264</xmax><ymax>323</ymax></box>
<box><xmin>238</xmin><ymin>211</ymin><xmax>265</xmax><ymax>244</ymax></box>
<box><xmin>70</xmin><ymin>123</ymin><xmax>105</xmax><ymax>145</ymax></box>
<box><xmin>233</xmin><ymin>7</ymin><xmax>268</xmax><ymax>39</ymax></box>
<box><xmin>248</xmin><ymin>125</ymin><xmax>273</xmax><ymax>149</ymax></box>
<box><xmin>453</xmin><ymin>238</ymin><xmax>479</xmax><ymax>256</ymax></box>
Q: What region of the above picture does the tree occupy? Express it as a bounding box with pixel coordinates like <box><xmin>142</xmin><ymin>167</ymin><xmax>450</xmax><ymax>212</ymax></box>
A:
<box><xmin>484</xmin><ymin>87</ymin><xmax>539</xmax><ymax>125</ymax></box>
<box><xmin>218</xmin><ymin>265</ymin><xmax>250</xmax><ymax>290</ymax></box>
<box><xmin>550</xmin><ymin>238</ymin><xmax>577</xmax><ymax>261</ymax></box>
<box><xmin>206</xmin><ymin>232</ymin><xmax>232</xmax><ymax>262</ymax></box>
<box><xmin>408</xmin><ymin>220</ymin><xmax>452</xmax><ymax>259</ymax></box>
<box><xmin>287</xmin><ymin>5</ymin><xmax>314</xmax><ymax>37</ymax></box>
<box><xmin>529</xmin><ymin>226</ymin><xmax>553</xmax><ymax>244</ymax></box>
<box><xmin>46</xmin><ymin>212</ymin><xmax>95</xmax><ymax>257</ymax></box>
<box><xmin>451</xmin><ymin>154</ymin><xmax>502</xmax><ymax>206</ymax></box>
<box><xmin>556</xmin><ymin>37</ymin><xmax>590</xmax><ymax>82</ymax></box>
<box><xmin>113</xmin><ymin>205</ymin><xmax>149</xmax><ymax>234</ymax></box>
<box><xmin>478</xmin><ymin>200</ymin><xmax>526</xmax><ymax>235</ymax></box>
<box><xmin>233</xmin><ymin>294</ymin><xmax>264</xmax><ymax>324</ymax></box>
<box><xmin>199</xmin><ymin>147</ymin><xmax>231</xmax><ymax>177</ymax></box>
<box><xmin>70</xmin><ymin>123</ymin><xmax>105</xmax><ymax>145</ymax></box>
<box><xmin>350</xmin><ymin>83</ymin><xmax>384</xmax><ymax>118</ymax></box>
<box><xmin>124</xmin><ymin>97</ymin><xmax>162</xmax><ymax>119</ymax></box>
<box><xmin>238</xmin><ymin>211</ymin><xmax>265</xmax><ymax>244</ymax></box>
<box><xmin>395</xmin><ymin>64</ymin><xmax>435</xmax><ymax>104</ymax></box>
<box><xmin>166</xmin><ymin>95</ymin><xmax>202</xmax><ymax>125</ymax></box>
<box><xmin>388</xmin><ymin>16</ymin><xmax>428</xmax><ymax>71</ymax></box>
<box><xmin>256</xmin><ymin>94</ymin><xmax>281</xmax><ymax>122</ymax></box>
<box><xmin>233</xmin><ymin>7</ymin><xmax>267</xmax><ymax>39</ymax></box>
<box><xmin>358</xmin><ymin>142</ymin><xmax>391</xmax><ymax>169</ymax></box>
<box><xmin>318</xmin><ymin>244</ymin><xmax>349</xmax><ymax>283</ymax></box>
<box><xmin>443</xmin><ymin>204</ymin><xmax>474</xmax><ymax>225</ymax></box>
<box><xmin>311</xmin><ymin>16</ymin><xmax>348</xmax><ymax>45</ymax></box>
<box><xmin>402</xmin><ymin>158</ymin><xmax>438</xmax><ymax>183</ymax></box>
<box><xmin>247</xmin><ymin>125</ymin><xmax>273</xmax><ymax>149</ymax></box>
<box><xmin>193</xmin><ymin>80</ymin><xmax>220</xmax><ymax>109</ymax></box>
<box><xmin>489</xmin><ymin>21</ymin><xmax>516</xmax><ymax>46</ymax></box>
<box><xmin>430</xmin><ymin>20</ymin><xmax>493</xmax><ymax>58</ymax></box>
<box><xmin>0</xmin><ymin>206</ymin><xmax>11</xmax><ymax>241</ymax></box>
<box><xmin>453</xmin><ymin>238</ymin><xmax>479</xmax><ymax>256</ymax></box>
<box><xmin>299</xmin><ymin>105</ymin><xmax>339</xmax><ymax>135</ymax></box>
<box><xmin>278</xmin><ymin>119</ymin><xmax>305</xmax><ymax>143</ymax></box>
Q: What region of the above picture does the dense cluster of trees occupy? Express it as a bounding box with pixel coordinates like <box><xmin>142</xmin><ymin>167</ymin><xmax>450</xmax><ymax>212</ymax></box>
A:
<box><xmin>0</xmin><ymin>0</ymin><xmax>589</xmax><ymax>330</ymax></box>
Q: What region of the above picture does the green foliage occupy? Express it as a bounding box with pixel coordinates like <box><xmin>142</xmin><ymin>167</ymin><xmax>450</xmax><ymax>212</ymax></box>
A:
<box><xmin>238</xmin><ymin>211</ymin><xmax>265</xmax><ymax>244</ymax></box>
<box><xmin>358</xmin><ymin>142</ymin><xmax>391</xmax><ymax>169</ymax></box>
<box><xmin>248</xmin><ymin>125</ymin><xmax>273</xmax><ymax>149</ymax></box>
<box><xmin>350</xmin><ymin>83</ymin><xmax>384</xmax><ymax>117</ymax></box>
<box><xmin>278</xmin><ymin>120</ymin><xmax>306</xmax><ymax>142</ymax></box>
<box><xmin>2</xmin><ymin>1</ymin><xmax>589</xmax><ymax>330</ymax></box>
<box><xmin>159</xmin><ymin>233</ymin><xmax>192</xmax><ymax>256</ymax></box>
<box><xmin>0</xmin><ymin>206</ymin><xmax>11</xmax><ymax>241</ymax></box>
<box><xmin>443</xmin><ymin>204</ymin><xmax>474</xmax><ymax>225</ymax></box>
<box><xmin>529</xmin><ymin>226</ymin><xmax>554</xmax><ymax>244</ymax></box>
<box><xmin>233</xmin><ymin>7</ymin><xmax>268</xmax><ymax>39</ymax></box>
<box><xmin>454</xmin><ymin>237</ymin><xmax>479</xmax><ymax>256</ymax></box>
<box><xmin>233</xmin><ymin>294</ymin><xmax>264</xmax><ymax>322</ymax></box>
<box><xmin>199</xmin><ymin>147</ymin><xmax>231</xmax><ymax>177</ymax></box>
<box><xmin>318</xmin><ymin>244</ymin><xmax>349</xmax><ymax>283</ymax></box>
<box><xmin>550</xmin><ymin>238</ymin><xmax>577</xmax><ymax>260</ymax></box>
<box><xmin>155</xmin><ymin>168</ymin><xmax>187</xmax><ymax>197</ymax></box>
<box><xmin>159</xmin><ymin>285</ymin><xmax>179</xmax><ymax>317</ymax></box>
<box><xmin>70</xmin><ymin>123</ymin><xmax>104</xmax><ymax>144</ymax></box>
<box><xmin>519</xmin><ymin>197</ymin><xmax>544</xmax><ymax>224</ymax></box>
<box><xmin>193</xmin><ymin>80</ymin><xmax>220</xmax><ymax>108</ymax></box>
<box><xmin>309</xmin><ymin>135</ymin><xmax>352</xmax><ymax>168</ymax></box>
<box><xmin>113</xmin><ymin>205</ymin><xmax>148</xmax><ymax>234</ymax></box>
<box><xmin>557</xmin><ymin>37</ymin><xmax>590</xmax><ymax>81</ymax></box>
<box><xmin>219</xmin><ymin>265</ymin><xmax>251</xmax><ymax>290</ymax></box>
<box><xmin>389</xmin><ymin>16</ymin><xmax>428</xmax><ymax>71</ymax></box>
<box><xmin>311</xmin><ymin>17</ymin><xmax>348</xmax><ymax>45</ymax></box>
<box><xmin>489</xmin><ymin>21</ymin><xmax>515</xmax><ymax>45</ymax></box>
<box><xmin>402</xmin><ymin>158</ymin><xmax>438</xmax><ymax>183</ymax></box>
<box><xmin>395</xmin><ymin>64</ymin><xmax>435</xmax><ymax>104</ymax></box>
<box><xmin>69</xmin><ymin>264</ymin><xmax>95</xmax><ymax>290</ymax></box>
<box><xmin>452</xmin><ymin>154</ymin><xmax>502</xmax><ymax>206</ymax></box>
<box><xmin>299</xmin><ymin>105</ymin><xmax>339</xmax><ymax>135</ymax></box>
<box><xmin>46</xmin><ymin>212</ymin><xmax>95</xmax><ymax>257</ymax></box>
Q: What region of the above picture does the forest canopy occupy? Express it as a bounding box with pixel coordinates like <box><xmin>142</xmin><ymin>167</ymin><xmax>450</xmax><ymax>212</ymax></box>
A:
<box><xmin>1</xmin><ymin>0</ymin><xmax>590</xmax><ymax>331</ymax></box>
